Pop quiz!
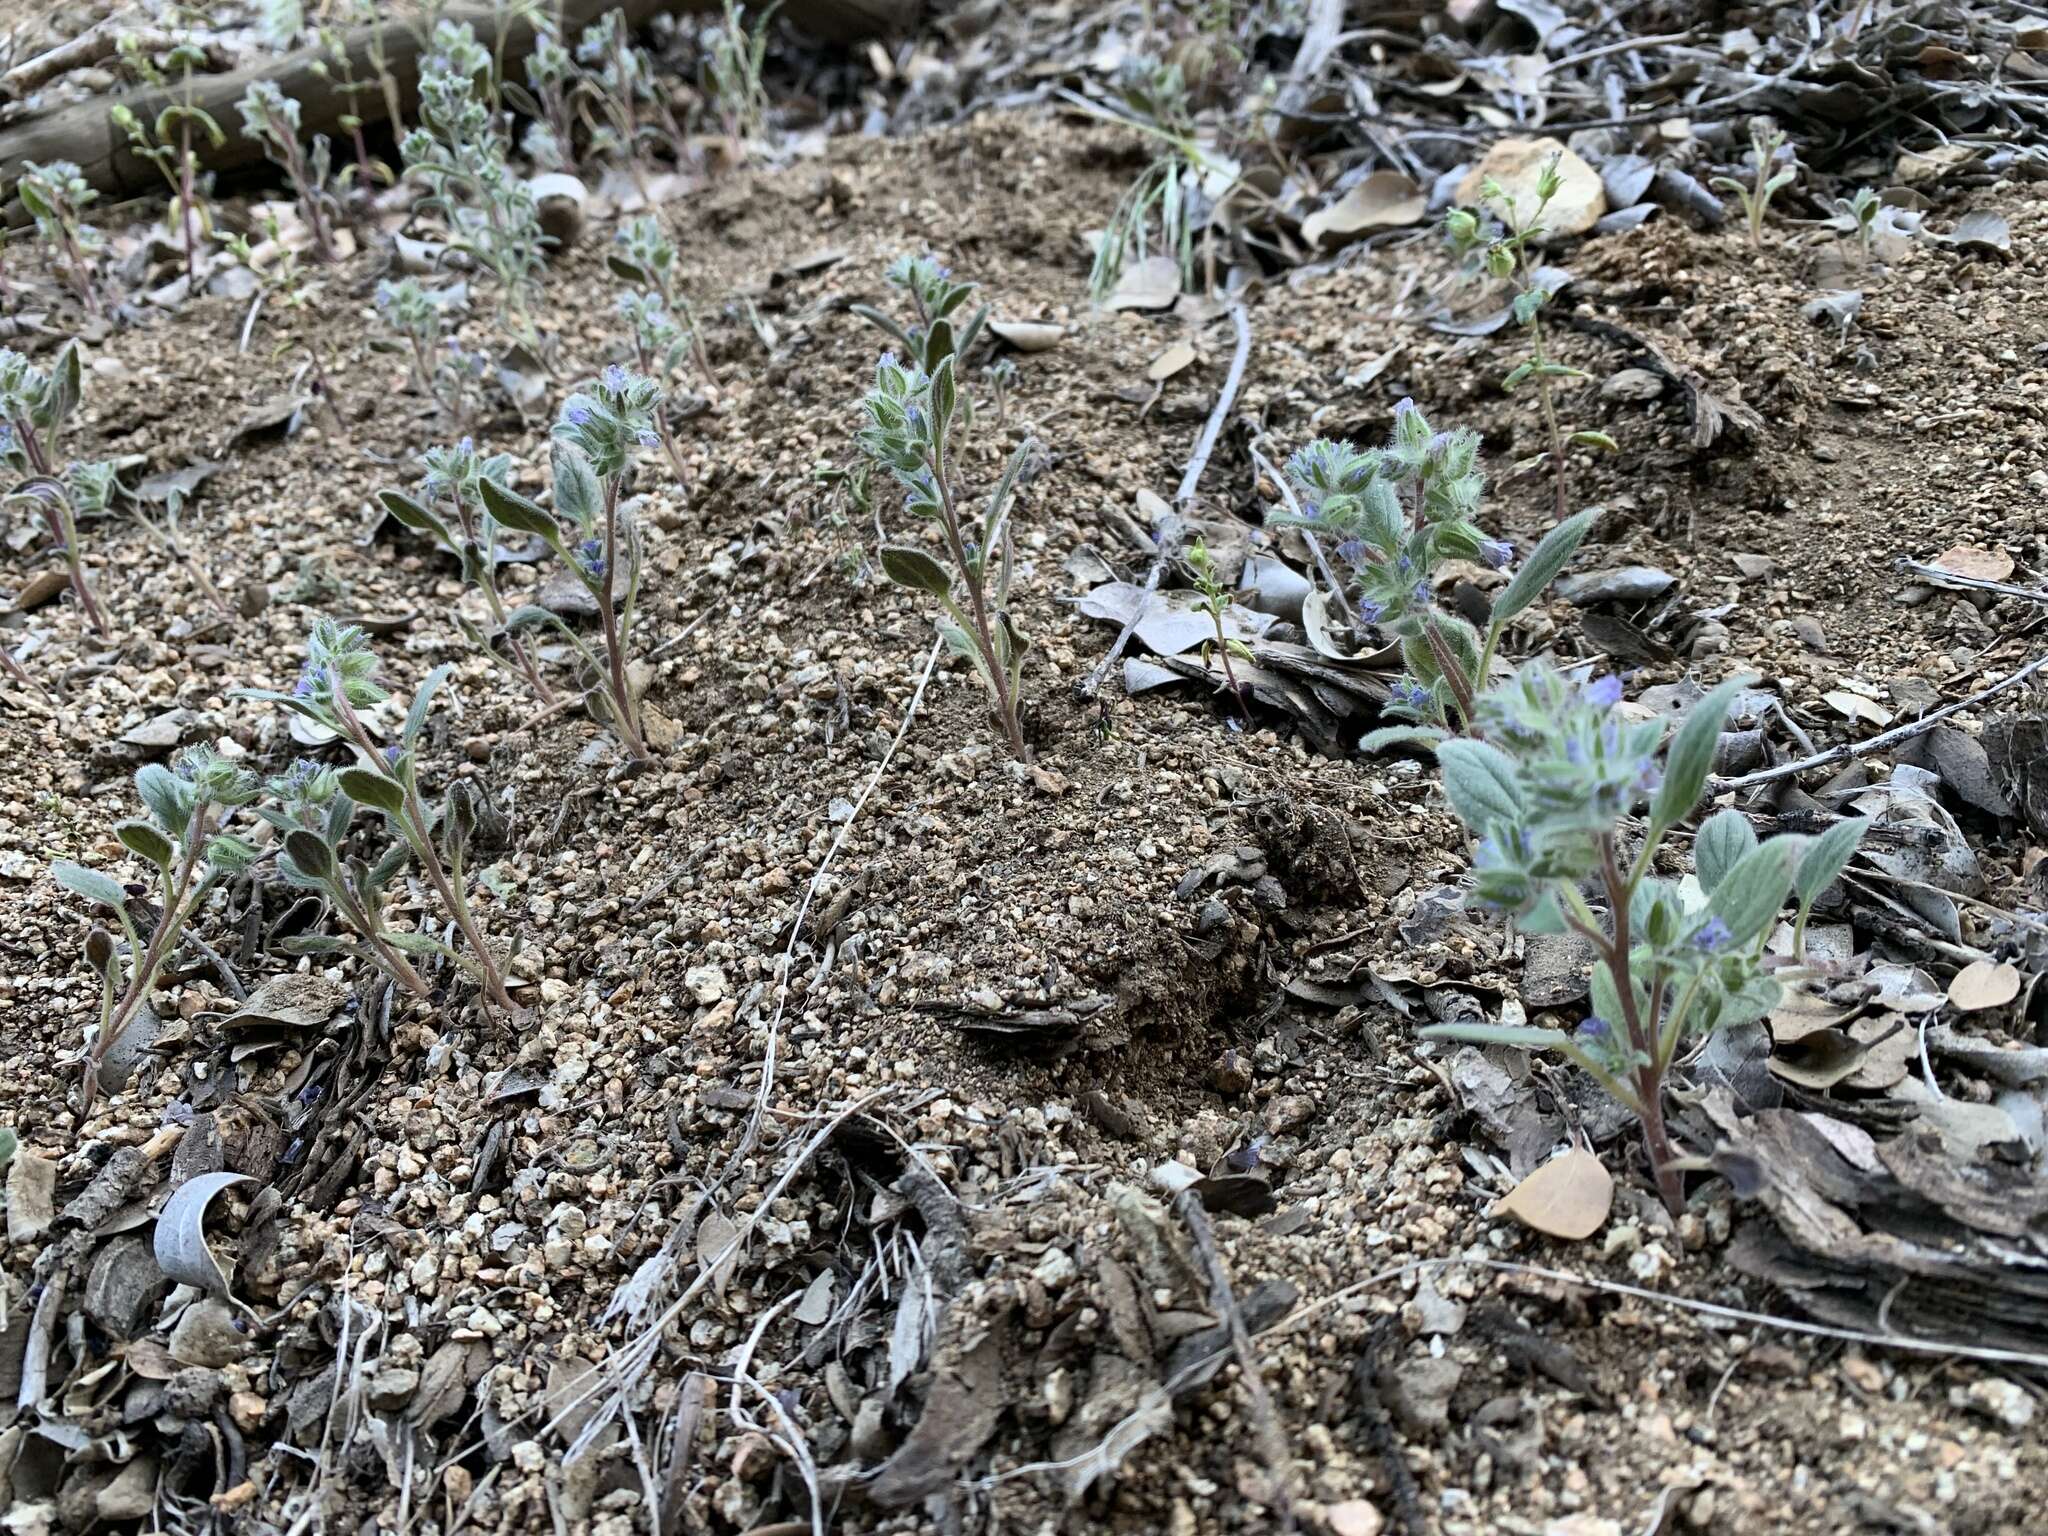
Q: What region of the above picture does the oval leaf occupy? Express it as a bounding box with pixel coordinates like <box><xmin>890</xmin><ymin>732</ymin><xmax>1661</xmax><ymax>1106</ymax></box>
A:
<box><xmin>1493</xmin><ymin>508</ymin><xmax>1594</xmax><ymax>624</ymax></box>
<box><xmin>283</xmin><ymin>828</ymin><xmax>335</xmax><ymax>881</ymax></box>
<box><xmin>378</xmin><ymin>488</ymin><xmax>450</xmax><ymax>540</ymax></box>
<box><xmin>1493</xmin><ymin>1149</ymin><xmax>1613</xmax><ymax>1241</ymax></box>
<box><xmin>1435</xmin><ymin>738</ymin><xmax>1523</xmax><ymax>826</ymax></box>
<box><xmin>479</xmin><ymin>477</ymin><xmax>561</xmax><ymax>542</ymax></box>
<box><xmin>115</xmin><ymin>820</ymin><xmax>175</xmax><ymax>867</ymax></box>
<box><xmin>337</xmin><ymin>767</ymin><xmax>405</xmax><ymax>816</ymax></box>
<box><xmin>1794</xmin><ymin>816</ymin><xmax>1867</xmax><ymax>905</ymax></box>
<box><xmin>1652</xmin><ymin>678</ymin><xmax>1745</xmax><ymax>828</ymax></box>
<box><xmin>52</xmin><ymin>860</ymin><xmax>128</xmax><ymax>910</ymax></box>
<box><xmin>1694</xmin><ymin>808</ymin><xmax>1757</xmax><ymax>896</ymax></box>
<box><xmin>880</xmin><ymin>545</ymin><xmax>954</xmax><ymax>598</ymax></box>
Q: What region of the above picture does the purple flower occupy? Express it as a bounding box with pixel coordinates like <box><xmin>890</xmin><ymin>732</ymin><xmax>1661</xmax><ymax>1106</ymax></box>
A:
<box><xmin>1480</xmin><ymin>538</ymin><xmax>1513</xmax><ymax>569</ymax></box>
<box><xmin>1335</xmin><ymin>538</ymin><xmax>1366</xmax><ymax>565</ymax></box>
<box><xmin>1357</xmin><ymin>599</ymin><xmax>1384</xmax><ymax>625</ymax></box>
<box><xmin>1692</xmin><ymin>916</ymin><xmax>1734</xmax><ymax>953</ymax></box>
<box><xmin>1393</xmin><ymin>396</ymin><xmax>1418</xmax><ymax>422</ymax></box>
<box><xmin>457</xmin><ymin>435</ymin><xmax>474</xmax><ymax>455</ymax></box>
<box><xmin>382</xmin><ymin>744</ymin><xmax>402</xmax><ymax>769</ymax></box>
<box><xmin>1411</xmin><ymin>580</ymin><xmax>1430</xmax><ymax>607</ymax></box>
<box><xmin>292</xmin><ymin>662</ymin><xmax>324</xmax><ymax>699</ymax></box>
<box><xmin>638</xmin><ymin>429</ymin><xmax>659</xmax><ymax>447</ymax></box>
<box><xmin>1391</xmin><ymin>679</ymin><xmax>1431</xmax><ymax>711</ymax></box>
<box><xmin>564</xmin><ymin>401</ymin><xmax>594</xmax><ymax>428</ymax></box>
<box><xmin>879</xmin><ymin>350</ymin><xmax>898</xmax><ymax>369</ymax></box>
<box><xmin>1585</xmin><ymin>675</ymin><xmax>1623</xmax><ymax>711</ymax></box>
<box><xmin>576</xmin><ymin>536</ymin><xmax>606</xmax><ymax>578</ymax></box>
<box><xmin>1576</xmin><ymin>1015</ymin><xmax>1611</xmax><ymax>1041</ymax></box>
<box><xmin>602</xmin><ymin>363</ymin><xmax>630</xmax><ymax>392</ymax></box>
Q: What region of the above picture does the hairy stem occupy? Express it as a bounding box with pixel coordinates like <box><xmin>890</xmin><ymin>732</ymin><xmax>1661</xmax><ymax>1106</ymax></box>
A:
<box><xmin>929</xmin><ymin>444</ymin><xmax>1027</xmax><ymax>761</ymax></box>
<box><xmin>597</xmin><ymin>478</ymin><xmax>652</xmax><ymax>763</ymax></box>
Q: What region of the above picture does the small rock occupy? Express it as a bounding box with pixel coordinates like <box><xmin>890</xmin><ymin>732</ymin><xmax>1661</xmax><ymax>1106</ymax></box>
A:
<box><xmin>163</xmin><ymin>1366</ymin><xmax>224</xmax><ymax>1419</ymax></box>
<box><xmin>1729</xmin><ymin>553</ymin><xmax>1776</xmax><ymax>580</ymax></box>
<box><xmin>367</xmin><ymin>1365</ymin><xmax>421</xmax><ymax>1411</ymax></box>
<box><xmin>237</xmin><ymin>580</ymin><xmax>270</xmax><ymax>618</ymax></box>
<box><xmin>6</xmin><ymin>1150</ymin><xmax>56</xmax><ymax>1243</ymax></box>
<box><xmin>1963</xmin><ymin>1377</ymin><xmax>2036</xmax><ymax>1431</ymax></box>
<box><xmin>1327</xmin><ymin>1501</ymin><xmax>1384</xmax><ymax>1536</ymax></box>
<box><xmin>1600</xmin><ymin>367</ymin><xmax>1664</xmax><ymax>403</ymax></box>
<box><xmin>1383</xmin><ymin>1355</ymin><xmax>1462</xmax><ymax>1436</ymax></box>
<box><xmin>1555</xmin><ymin>566</ymin><xmax>1676</xmax><ymax>606</ymax></box>
<box><xmin>119</xmin><ymin>708</ymin><xmax>196</xmax><ymax>751</ymax></box>
<box><xmin>1520</xmin><ymin>931</ymin><xmax>1597</xmax><ymax>1009</ymax></box>
<box><xmin>94</xmin><ymin>1459</ymin><xmax>160</xmax><ymax>1523</ymax></box>
<box><xmin>684</xmin><ymin>965</ymin><xmax>728</xmax><ymax>1005</ymax></box>
<box><xmin>168</xmin><ymin>1300</ymin><xmax>250</xmax><ymax>1368</ymax></box>
<box><xmin>850</xmin><ymin>1397</ymin><xmax>891</xmax><ymax>1461</ymax></box>
<box><xmin>1791</xmin><ymin>616</ymin><xmax>1828</xmax><ymax>654</ymax></box>
<box><xmin>1209</xmin><ymin>1049</ymin><xmax>1253</xmax><ymax>1096</ymax></box>
<box><xmin>530</xmin><ymin>172</ymin><xmax>588</xmax><ymax>253</ymax></box>
<box><xmin>1263</xmin><ymin>1094</ymin><xmax>1316</xmax><ymax>1137</ymax></box>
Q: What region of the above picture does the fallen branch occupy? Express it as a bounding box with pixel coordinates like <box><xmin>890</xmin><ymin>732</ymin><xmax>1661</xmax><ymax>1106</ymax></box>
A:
<box><xmin>0</xmin><ymin>0</ymin><xmax>914</xmax><ymax>213</ymax></box>
<box><xmin>1710</xmin><ymin>647</ymin><xmax>2048</xmax><ymax>793</ymax></box>
<box><xmin>1077</xmin><ymin>301</ymin><xmax>1252</xmax><ymax>701</ymax></box>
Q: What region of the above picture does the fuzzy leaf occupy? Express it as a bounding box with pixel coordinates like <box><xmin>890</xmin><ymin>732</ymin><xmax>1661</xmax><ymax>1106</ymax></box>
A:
<box><xmin>550</xmin><ymin>446</ymin><xmax>602</xmax><ymax>530</ymax></box>
<box><xmin>337</xmin><ymin>768</ymin><xmax>405</xmax><ymax>817</ymax></box>
<box><xmin>404</xmin><ymin>664</ymin><xmax>453</xmax><ymax>749</ymax></box>
<box><xmin>1359</xmin><ymin>725</ymin><xmax>1449</xmax><ymax>754</ymax></box>
<box><xmin>116</xmin><ymin>820</ymin><xmax>175</xmax><ymax>867</ymax></box>
<box><xmin>1795</xmin><ymin>817</ymin><xmax>1867</xmax><ymax>905</ymax></box>
<box><xmin>880</xmin><ymin>545</ymin><xmax>953</xmax><ymax>598</ymax></box>
<box><xmin>136</xmin><ymin>763</ymin><xmax>193</xmax><ymax>839</ymax></box>
<box><xmin>928</xmin><ymin>354</ymin><xmax>958</xmax><ymax>442</ymax></box>
<box><xmin>378</xmin><ymin>489</ymin><xmax>450</xmax><ymax>541</ymax></box>
<box><xmin>1435</xmin><ymin>739</ymin><xmax>1523</xmax><ymax>826</ymax></box>
<box><xmin>1693</xmin><ymin>808</ymin><xmax>1757</xmax><ymax>896</ymax></box>
<box><xmin>283</xmin><ymin>828</ymin><xmax>335</xmax><ymax>881</ymax></box>
<box><xmin>1710</xmin><ymin>839</ymin><xmax>1801</xmax><ymax>946</ymax></box>
<box><xmin>1652</xmin><ymin>678</ymin><xmax>1745</xmax><ymax>828</ymax></box>
<box><xmin>479</xmin><ymin>477</ymin><xmax>560</xmax><ymax>542</ymax></box>
<box><xmin>52</xmin><ymin>860</ymin><xmax>127</xmax><ymax>909</ymax></box>
<box><xmin>1493</xmin><ymin>508</ymin><xmax>1594</xmax><ymax>624</ymax></box>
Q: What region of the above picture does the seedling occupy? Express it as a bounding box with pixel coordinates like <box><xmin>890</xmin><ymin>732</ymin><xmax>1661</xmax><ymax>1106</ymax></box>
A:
<box><xmin>237</xmin><ymin>620</ymin><xmax>516</xmax><ymax>1011</ymax></box>
<box><xmin>113</xmin><ymin>38</ymin><xmax>224</xmax><ymax>285</ymax></box>
<box><xmin>376</xmin><ymin>438</ymin><xmax>558</xmax><ymax>706</ymax></box>
<box><xmin>1711</xmin><ymin>121</ymin><xmax>1796</xmax><ymax>251</ymax></box>
<box><xmin>53</xmin><ymin>747</ymin><xmax>260</xmax><ymax>1098</ymax></box>
<box><xmin>311</xmin><ymin>22</ymin><xmax>395</xmax><ymax>187</ymax></box>
<box><xmin>702</xmin><ymin>0</ymin><xmax>779</xmax><ymax>150</ymax></box>
<box><xmin>236</xmin><ymin>81</ymin><xmax>340</xmax><ymax>263</ymax></box>
<box><xmin>510</xmin><ymin>24</ymin><xmax>579</xmax><ymax>171</ymax></box>
<box><xmin>472</xmin><ymin>368</ymin><xmax>662</xmax><ymax>764</ymax></box>
<box><xmin>17</xmin><ymin>161</ymin><xmax>105</xmax><ymax>317</ymax></box>
<box><xmin>1267</xmin><ymin>401</ymin><xmax>1592</xmax><ymax>749</ymax></box>
<box><xmin>402</xmin><ymin>21</ymin><xmax>548</xmax><ymax>346</ymax></box>
<box><xmin>983</xmin><ymin>356</ymin><xmax>1019</xmax><ymax>424</ymax></box>
<box><xmin>1419</xmin><ymin>665</ymin><xmax>1867</xmax><ymax>1213</ymax></box>
<box><xmin>1833</xmin><ymin>186</ymin><xmax>1881</xmax><ymax>261</ymax></box>
<box><xmin>374</xmin><ymin>277</ymin><xmax>477</xmax><ymax>421</ymax></box>
<box><xmin>1445</xmin><ymin>156</ymin><xmax>1615</xmax><ymax>523</ymax></box>
<box><xmin>220</xmin><ymin>216</ymin><xmax>347</xmax><ymax>428</ymax></box>
<box><xmin>609</xmin><ymin>215</ymin><xmax>714</xmax><ymax>384</ymax></box>
<box><xmin>0</xmin><ymin>342</ymin><xmax>107</xmax><ymax>633</ymax></box>
<box><xmin>1186</xmin><ymin>538</ymin><xmax>1252</xmax><ymax>711</ymax></box>
<box><xmin>575</xmin><ymin>11</ymin><xmax>682</xmax><ymax>194</ymax></box>
<box><xmin>259</xmin><ymin>758</ymin><xmax>433</xmax><ymax>998</ymax></box>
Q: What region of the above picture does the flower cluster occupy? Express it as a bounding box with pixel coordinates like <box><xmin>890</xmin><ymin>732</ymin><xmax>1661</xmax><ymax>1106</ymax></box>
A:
<box><xmin>853</xmin><ymin>254</ymin><xmax>989</xmax><ymax>376</ymax></box>
<box><xmin>556</xmin><ymin>364</ymin><xmax>663</xmax><ymax>481</ymax></box>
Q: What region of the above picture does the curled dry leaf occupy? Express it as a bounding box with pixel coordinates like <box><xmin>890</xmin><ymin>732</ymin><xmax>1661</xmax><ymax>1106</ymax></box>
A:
<box><xmin>1492</xmin><ymin>1148</ymin><xmax>1612</xmax><ymax>1240</ymax></box>
<box><xmin>1930</xmin><ymin>543</ymin><xmax>2015</xmax><ymax>583</ymax></box>
<box><xmin>1105</xmin><ymin>255</ymin><xmax>1182</xmax><ymax>312</ymax></box>
<box><xmin>154</xmin><ymin>1171</ymin><xmax>253</xmax><ymax>1297</ymax></box>
<box><xmin>1949</xmin><ymin>960</ymin><xmax>2021</xmax><ymax>1012</ymax></box>
<box><xmin>1301</xmin><ymin>170</ymin><xmax>1425</xmax><ymax>246</ymax></box>
<box><xmin>987</xmin><ymin>319</ymin><xmax>1064</xmax><ymax>352</ymax></box>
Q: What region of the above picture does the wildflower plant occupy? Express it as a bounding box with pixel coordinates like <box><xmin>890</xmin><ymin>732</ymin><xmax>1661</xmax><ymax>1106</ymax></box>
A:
<box><xmin>376</xmin><ymin>438</ymin><xmax>557</xmax><ymax>705</ymax></box>
<box><xmin>857</xmin><ymin>351</ymin><xmax>1035</xmax><ymax>760</ymax></box>
<box><xmin>374</xmin><ymin>277</ymin><xmax>479</xmax><ymax>421</ymax></box>
<box><xmin>852</xmin><ymin>255</ymin><xmax>990</xmax><ymax>378</ymax></box>
<box><xmin>112</xmin><ymin>39</ymin><xmax>224</xmax><ymax>285</ymax></box>
<box><xmin>1186</xmin><ymin>537</ymin><xmax>1252</xmax><ymax>710</ymax></box>
<box><xmin>0</xmin><ymin>342</ymin><xmax>107</xmax><ymax>633</ymax></box>
<box><xmin>1419</xmin><ymin>666</ymin><xmax>1868</xmax><ymax>1213</ymax></box>
<box><xmin>53</xmin><ymin>747</ymin><xmax>260</xmax><ymax>1096</ymax></box>
<box><xmin>574</xmin><ymin>10</ymin><xmax>681</xmax><ymax>188</ymax></box>
<box><xmin>475</xmin><ymin>369</ymin><xmax>660</xmax><ymax>764</ymax></box>
<box><xmin>236</xmin><ymin>82</ymin><xmax>340</xmax><ymax>262</ymax></box>
<box><xmin>1445</xmin><ymin>157</ymin><xmax>1614</xmax><ymax>522</ymax></box>
<box><xmin>609</xmin><ymin>215</ymin><xmax>713</xmax><ymax>387</ymax></box>
<box><xmin>701</xmin><ymin>0</ymin><xmax>779</xmax><ymax>149</ymax></box>
<box><xmin>509</xmin><ymin>23</ymin><xmax>579</xmax><ymax>171</ymax></box>
<box><xmin>17</xmin><ymin>161</ymin><xmax>105</xmax><ymax>317</ymax></box>
<box><xmin>259</xmin><ymin>758</ymin><xmax>433</xmax><ymax>1000</ymax></box>
<box><xmin>1711</xmin><ymin>121</ymin><xmax>1796</xmax><ymax>251</ymax></box>
<box><xmin>983</xmin><ymin>356</ymin><xmax>1018</xmax><ymax>424</ymax></box>
<box><xmin>237</xmin><ymin>621</ymin><xmax>516</xmax><ymax>1012</ymax></box>
<box><xmin>402</xmin><ymin>22</ymin><xmax>547</xmax><ymax>344</ymax></box>
<box><xmin>1267</xmin><ymin>401</ymin><xmax>1593</xmax><ymax>750</ymax></box>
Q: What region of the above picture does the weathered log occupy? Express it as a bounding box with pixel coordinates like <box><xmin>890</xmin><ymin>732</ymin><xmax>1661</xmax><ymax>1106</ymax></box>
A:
<box><xmin>0</xmin><ymin>0</ymin><xmax>915</xmax><ymax>213</ymax></box>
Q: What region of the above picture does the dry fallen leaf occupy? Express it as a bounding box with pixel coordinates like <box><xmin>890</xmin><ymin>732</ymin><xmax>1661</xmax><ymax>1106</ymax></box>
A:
<box><xmin>1493</xmin><ymin>1148</ymin><xmax>1612</xmax><ymax>1240</ymax></box>
<box><xmin>988</xmin><ymin>319</ymin><xmax>1064</xmax><ymax>352</ymax></box>
<box><xmin>1824</xmin><ymin>689</ymin><xmax>1895</xmax><ymax>728</ymax></box>
<box><xmin>1931</xmin><ymin>543</ymin><xmax>2015</xmax><ymax>583</ymax></box>
<box><xmin>1301</xmin><ymin>171</ymin><xmax>1425</xmax><ymax>246</ymax></box>
<box><xmin>1146</xmin><ymin>340</ymin><xmax>1197</xmax><ymax>381</ymax></box>
<box><xmin>1105</xmin><ymin>255</ymin><xmax>1182</xmax><ymax>312</ymax></box>
<box><xmin>1949</xmin><ymin>960</ymin><xmax>2021</xmax><ymax>1012</ymax></box>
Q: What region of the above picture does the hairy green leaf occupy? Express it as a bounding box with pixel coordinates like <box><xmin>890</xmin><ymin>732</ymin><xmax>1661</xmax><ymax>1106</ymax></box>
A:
<box><xmin>1435</xmin><ymin>738</ymin><xmax>1523</xmax><ymax>826</ymax></box>
<box><xmin>1493</xmin><ymin>508</ymin><xmax>1594</xmax><ymax>623</ymax></box>
<box><xmin>115</xmin><ymin>820</ymin><xmax>175</xmax><ymax>868</ymax></box>
<box><xmin>1795</xmin><ymin>817</ymin><xmax>1867</xmax><ymax>905</ymax></box>
<box><xmin>880</xmin><ymin>545</ymin><xmax>953</xmax><ymax>598</ymax></box>
<box><xmin>479</xmin><ymin>476</ymin><xmax>560</xmax><ymax>542</ymax></box>
<box><xmin>1652</xmin><ymin>678</ymin><xmax>1745</xmax><ymax>828</ymax></box>
<box><xmin>1418</xmin><ymin>1022</ymin><xmax>1570</xmax><ymax>1050</ymax></box>
<box><xmin>338</xmin><ymin>767</ymin><xmax>405</xmax><ymax>817</ymax></box>
<box><xmin>52</xmin><ymin>860</ymin><xmax>127</xmax><ymax>909</ymax></box>
<box><xmin>1693</xmin><ymin>808</ymin><xmax>1757</xmax><ymax>896</ymax></box>
<box><xmin>1710</xmin><ymin>838</ymin><xmax>1802</xmax><ymax>946</ymax></box>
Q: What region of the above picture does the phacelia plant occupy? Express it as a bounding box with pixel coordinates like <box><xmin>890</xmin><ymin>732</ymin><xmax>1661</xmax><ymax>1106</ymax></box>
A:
<box><xmin>402</xmin><ymin>22</ymin><xmax>547</xmax><ymax>344</ymax></box>
<box><xmin>112</xmin><ymin>39</ymin><xmax>224</xmax><ymax>286</ymax></box>
<box><xmin>1711</xmin><ymin>120</ymin><xmax>1796</xmax><ymax>251</ymax></box>
<box><xmin>236</xmin><ymin>81</ymin><xmax>340</xmax><ymax>262</ymax></box>
<box><xmin>1420</xmin><ymin>666</ymin><xmax>1868</xmax><ymax>1212</ymax></box>
<box><xmin>1833</xmin><ymin>186</ymin><xmax>1881</xmax><ymax>261</ymax></box>
<box><xmin>852</xmin><ymin>255</ymin><xmax>990</xmax><ymax>378</ymax></box>
<box><xmin>17</xmin><ymin>161</ymin><xmax>106</xmax><ymax>317</ymax></box>
<box><xmin>1268</xmin><ymin>401</ymin><xmax>1593</xmax><ymax>749</ymax></box>
<box><xmin>575</xmin><ymin>9</ymin><xmax>681</xmax><ymax>192</ymax></box>
<box><xmin>239</xmin><ymin>621</ymin><xmax>516</xmax><ymax>1012</ymax></box>
<box><xmin>1185</xmin><ymin>537</ymin><xmax>1252</xmax><ymax>711</ymax></box>
<box><xmin>0</xmin><ymin>341</ymin><xmax>107</xmax><ymax>633</ymax></box>
<box><xmin>54</xmin><ymin>747</ymin><xmax>260</xmax><ymax>1098</ymax></box>
<box><xmin>701</xmin><ymin>0</ymin><xmax>778</xmax><ymax>149</ymax></box>
<box><xmin>377</xmin><ymin>437</ymin><xmax>557</xmax><ymax>705</ymax></box>
<box><xmin>374</xmin><ymin>277</ymin><xmax>478</xmax><ymax>421</ymax></box>
<box><xmin>511</xmin><ymin>23</ymin><xmax>579</xmax><ymax>171</ymax></box>
<box><xmin>609</xmin><ymin>214</ymin><xmax>713</xmax><ymax>394</ymax></box>
<box><xmin>1445</xmin><ymin>156</ymin><xmax>1614</xmax><ymax>522</ymax></box>
<box><xmin>856</xmin><ymin>350</ymin><xmax>1036</xmax><ymax>760</ymax></box>
<box><xmin>475</xmin><ymin>368</ymin><xmax>661</xmax><ymax>764</ymax></box>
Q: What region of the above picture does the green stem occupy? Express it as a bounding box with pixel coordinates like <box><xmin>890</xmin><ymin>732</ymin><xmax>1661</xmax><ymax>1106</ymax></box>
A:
<box><xmin>595</xmin><ymin>478</ymin><xmax>653</xmax><ymax>763</ymax></box>
<box><xmin>929</xmin><ymin>444</ymin><xmax>1028</xmax><ymax>761</ymax></box>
